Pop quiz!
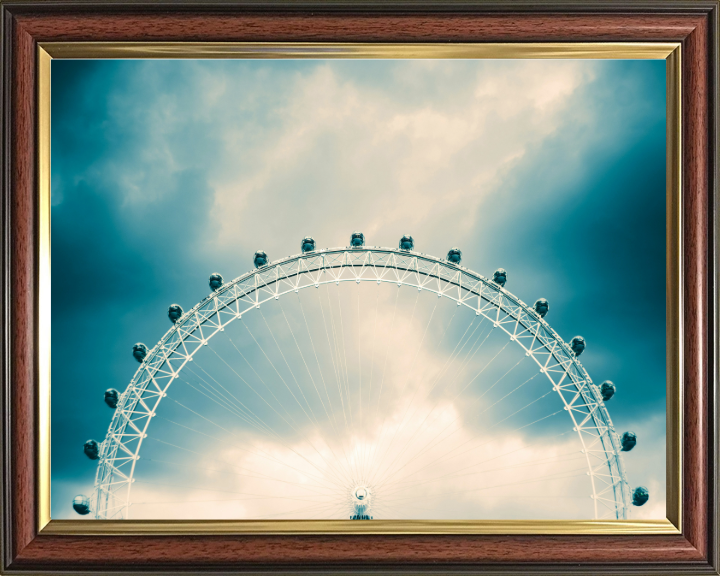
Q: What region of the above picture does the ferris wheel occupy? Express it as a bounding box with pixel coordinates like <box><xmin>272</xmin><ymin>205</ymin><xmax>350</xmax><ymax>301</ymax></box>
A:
<box><xmin>72</xmin><ymin>233</ymin><xmax>649</xmax><ymax>521</ymax></box>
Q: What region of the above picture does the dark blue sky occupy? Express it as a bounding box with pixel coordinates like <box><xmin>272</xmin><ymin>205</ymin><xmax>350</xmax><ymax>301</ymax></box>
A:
<box><xmin>51</xmin><ymin>58</ymin><xmax>666</xmax><ymax>520</ymax></box>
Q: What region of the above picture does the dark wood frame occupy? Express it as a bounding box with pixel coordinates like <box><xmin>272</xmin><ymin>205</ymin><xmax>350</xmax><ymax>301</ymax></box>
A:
<box><xmin>1</xmin><ymin>2</ymin><xmax>718</xmax><ymax>573</ymax></box>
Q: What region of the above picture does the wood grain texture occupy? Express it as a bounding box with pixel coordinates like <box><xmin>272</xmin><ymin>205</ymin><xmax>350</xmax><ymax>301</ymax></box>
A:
<box><xmin>1</xmin><ymin>3</ymin><xmax>717</xmax><ymax>574</ymax></box>
<box><xmin>12</xmin><ymin>12</ymin><xmax>706</xmax><ymax>42</ymax></box>
<box><xmin>681</xmin><ymin>11</ymin><xmax>710</xmax><ymax>561</ymax></box>
<box><xmin>8</xmin><ymin>533</ymin><xmax>707</xmax><ymax>568</ymax></box>
<box><xmin>9</xmin><ymin>12</ymin><xmax>37</xmax><ymax>564</ymax></box>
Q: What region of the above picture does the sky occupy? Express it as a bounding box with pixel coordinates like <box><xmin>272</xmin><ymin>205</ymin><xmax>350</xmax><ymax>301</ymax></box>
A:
<box><xmin>51</xmin><ymin>58</ymin><xmax>667</xmax><ymax>521</ymax></box>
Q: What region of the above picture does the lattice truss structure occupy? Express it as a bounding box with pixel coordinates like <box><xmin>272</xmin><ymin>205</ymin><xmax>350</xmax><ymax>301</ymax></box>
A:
<box><xmin>93</xmin><ymin>247</ymin><xmax>631</xmax><ymax>520</ymax></box>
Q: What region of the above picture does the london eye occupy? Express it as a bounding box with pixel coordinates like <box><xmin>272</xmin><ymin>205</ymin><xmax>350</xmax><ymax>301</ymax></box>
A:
<box><xmin>74</xmin><ymin>233</ymin><xmax>648</xmax><ymax>521</ymax></box>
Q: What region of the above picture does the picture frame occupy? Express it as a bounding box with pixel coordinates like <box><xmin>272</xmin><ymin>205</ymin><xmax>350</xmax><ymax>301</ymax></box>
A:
<box><xmin>1</xmin><ymin>1</ymin><xmax>717</xmax><ymax>573</ymax></box>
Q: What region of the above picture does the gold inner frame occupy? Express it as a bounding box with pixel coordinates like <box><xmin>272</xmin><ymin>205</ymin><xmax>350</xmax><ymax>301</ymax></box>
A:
<box><xmin>36</xmin><ymin>42</ymin><xmax>682</xmax><ymax>535</ymax></box>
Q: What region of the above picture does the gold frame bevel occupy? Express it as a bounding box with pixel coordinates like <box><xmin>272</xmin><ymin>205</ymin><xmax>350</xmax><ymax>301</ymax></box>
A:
<box><xmin>36</xmin><ymin>42</ymin><xmax>682</xmax><ymax>536</ymax></box>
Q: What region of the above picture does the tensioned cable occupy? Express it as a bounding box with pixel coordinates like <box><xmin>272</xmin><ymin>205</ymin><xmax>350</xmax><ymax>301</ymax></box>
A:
<box><xmin>180</xmin><ymin>367</ymin><xmax>268</xmax><ymax>429</ymax></box>
<box><xmin>364</xmin><ymin>288</ymin><xmax>421</xmax><ymax>484</ymax></box>
<box><xmin>141</xmin><ymin>457</ymin><xmax>347</xmax><ymax>498</ymax></box>
<box><xmin>275</xmin><ymin>297</ymin><xmax>358</xmax><ymax>485</ymax></box>
<box><xmin>238</xmin><ymin>321</ymin><xmax>318</xmax><ymax>429</ymax></box>
<box><xmin>183</xmin><ymin>360</ymin><xmax>287</xmax><ymax>435</ymax></box>
<box><xmin>365</xmin><ymin>301</ymin><xmax>476</xmax><ymax>486</ymax></box>
<box><xmin>377</xmin><ymin>369</ymin><xmax>545</xmax><ymax>488</ymax></box>
<box><xmin>225</xmin><ymin>321</ymin><xmax>355</xmax><ymax>490</ymax></box>
<box><xmin>315</xmin><ymin>285</ymin><xmax>352</xmax><ymax>443</ymax></box>
<box><xmin>372</xmin><ymin>331</ymin><xmax>510</xmax><ymax>487</ymax></box>
<box><xmin>377</xmin><ymin>406</ymin><xmax>566</xmax><ymax>496</ymax></box>
<box><xmin>152</xmin><ymin>405</ymin><xmax>343</xmax><ymax>489</ymax></box>
<box><xmin>159</xmin><ymin>392</ymin><xmax>349</xmax><ymax>491</ymax></box>
<box><xmin>359</xmin><ymin>286</ymin><xmax>400</xmax><ymax>479</ymax></box>
<box><xmin>357</xmin><ymin>280</ymin><xmax>363</xmax><ymax>422</ymax></box>
<box><xmin>367</xmin><ymin>286</ymin><xmax>402</xmax><ymax>459</ymax></box>
<box><xmin>371</xmin><ymin>316</ymin><xmax>504</xmax><ymax>485</ymax></box>
<box><xmin>375</xmin><ymin>344</ymin><xmax>533</xmax><ymax>486</ymax></box>
<box><xmin>378</xmin><ymin>447</ymin><xmax>585</xmax><ymax>498</ymax></box>
<box><xmin>296</xmin><ymin>292</ymin><xmax>337</xmax><ymax>426</ymax></box>
<box><xmin>453</xmin><ymin>340</ymin><xmax>513</xmax><ymax>397</ymax></box>
<box><xmin>440</xmin><ymin>319</ymin><xmax>498</xmax><ymax>395</ymax></box>
<box><xmin>130</xmin><ymin>497</ymin><xmax>348</xmax><ymax>521</ymax></box>
<box><xmin>384</xmin><ymin>312</ymin><xmax>490</xmax><ymax>446</ymax></box>
<box><xmin>383</xmin><ymin>398</ymin><xmax>564</xmax><ymax>489</ymax></box>
<box><xmin>133</xmin><ymin>479</ymin><xmax>341</xmax><ymax>503</ymax></box>
<box><xmin>258</xmin><ymin>308</ymin><xmax>321</xmax><ymax>428</ymax></box>
<box><xmin>367</xmin><ymin>288</ymin><xmax>381</xmax><ymax>408</ymax></box>
<box><xmin>389</xmin><ymin>464</ymin><xmax>593</xmax><ymax>506</ymax></box>
<box><xmin>130</xmin><ymin>496</ymin><xmax>318</xmax><ymax>506</ymax></box>
<box><xmin>333</xmin><ymin>281</ymin><xmax>354</xmax><ymax>433</ymax></box>
<box><xmin>261</xmin><ymin>499</ymin><xmax>349</xmax><ymax>519</ymax></box>
<box><xmin>378</xmin><ymin>340</ymin><xmax>522</xmax><ymax>483</ymax></box>
<box><xmin>355</xmin><ymin>284</ymin><xmax>374</xmax><ymax>482</ymax></box>
<box><xmin>294</xmin><ymin>291</ymin><xmax>360</xmax><ymax>483</ymax></box>
<box><xmin>324</xmin><ymin>283</ymin><xmax>353</xmax><ymax>435</ymax></box>
<box><xmin>183</xmin><ymin>362</ymin><xmax>276</xmax><ymax>435</ymax></box>
<box><xmin>145</xmin><ymin>434</ymin><xmax>333</xmax><ymax>491</ymax></box>
<box><xmin>203</xmin><ymin>345</ymin><xmax>304</xmax><ymax>434</ymax></box>
<box><xmin>430</xmin><ymin>314</ymin><xmax>492</xmax><ymax>396</ymax></box>
<box><xmin>377</xmin><ymin>466</ymin><xmax>590</xmax><ymax>507</ymax></box>
<box><xmin>275</xmin><ymin>300</ymin><xmax>334</xmax><ymax>423</ymax></box>
<box><xmin>225</xmin><ymin>336</ymin><xmax>299</xmax><ymax>425</ymax></box>
<box><xmin>366</xmin><ymin>297</ymin><xmax>439</xmax><ymax>486</ymax></box>
<box><xmin>357</xmin><ymin>285</ymin><xmax>399</xmax><ymax>481</ymax></box>
<box><xmin>475</xmin><ymin>371</ymin><xmax>541</xmax><ymax>418</ymax></box>
<box><xmin>173</xmin><ymin>369</ymin><xmax>345</xmax><ymax>487</ymax></box>
<box><xmin>179</xmin><ymin>376</ymin><xmax>277</xmax><ymax>440</ymax></box>
<box><xmin>381</xmin><ymin>450</ymin><xmax>587</xmax><ymax>496</ymax></box>
<box><xmin>189</xmin><ymin>354</ymin><xmax>350</xmax><ymax>485</ymax></box>
<box><xmin>324</xmin><ymin>284</ymin><xmax>363</xmax><ymax>482</ymax></box>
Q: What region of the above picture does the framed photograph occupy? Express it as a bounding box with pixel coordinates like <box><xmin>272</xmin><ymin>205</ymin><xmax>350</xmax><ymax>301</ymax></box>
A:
<box><xmin>1</xmin><ymin>1</ymin><xmax>717</xmax><ymax>574</ymax></box>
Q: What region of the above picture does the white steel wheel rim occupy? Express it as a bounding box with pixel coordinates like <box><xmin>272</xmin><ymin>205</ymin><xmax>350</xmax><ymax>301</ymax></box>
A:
<box><xmin>93</xmin><ymin>246</ymin><xmax>631</xmax><ymax>520</ymax></box>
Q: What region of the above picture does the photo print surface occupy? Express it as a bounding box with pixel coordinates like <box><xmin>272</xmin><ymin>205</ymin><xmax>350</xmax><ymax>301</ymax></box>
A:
<box><xmin>51</xmin><ymin>58</ymin><xmax>666</xmax><ymax>521</ymax></box>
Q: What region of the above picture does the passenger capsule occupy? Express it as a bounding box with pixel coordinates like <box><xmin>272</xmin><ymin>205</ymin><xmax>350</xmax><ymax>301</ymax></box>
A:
<box><xmin>534</xmin><ymin>298</ymin><xmax>549</xmax><ymax>318</ymax></box>
<box><xmin>208</xmin><ymin>273</ymin><xmax>224</xmax><ymax>291</ymax></box>
<box><xmin>72</xmin><ymin>494</ymin><xmax>91</xmax><ymax>515</ymax></box>
<box><xmin>84</xmin><ymin>439</ymin><xmax>100</xmax><ymax>460</ymax></box>
<box><xmin>168</xmin><ymin>304</ymin><xmax>183</xmax><ymax>324</ymax></box>
<box><xmin>132</xmin><ymin>343</ymin><xmax>148</xmax><ymax>363</ymax></box>
<box><xmin>104</xmin><ymin>388</ymin><xmax>119</xmax><ymax>409</ymax></box>
<box><xmin>570</xmin><ymin>336</ymin><xmax>586</xmax><ymax>356</ymax></box>
<box><xmin>621</xmin><ymin>431</ymin><xmax>637</xmax><ymax>452</ymax></box>
<box><xmin>447</xmin><ymin>247</ymin><xmax>462</xmax><ymax>264</ymax></box>
<box><xmin>399</xmin><ymin>235</ymin><xmax>414</xmax><ymax>250</ymax></box>
<box><xmin>600</xmin><ymin>380</ymin><xmax>616</xmax><ymax>401</ymax></box>
<box><xmin>301</xmin><ymin>236</ymin><xmax>316</xmax><ymax>253</ymax></box>
<box><xmin>632</xmin><ymin>486</ymin><xmax>649</xmax><ymax>506</ymax></box>
<box><xmin>253</xmin><ymin>250</ymin><xmax>269</xmax><ymax>268</ymax></box>
<box><xmin>492</xmin><ymin>268</ymin><xmax>507</xmax><ymax>287</ymax></box>
<box><xmin>350</xmin><ymin>231</ymin><xmax>365</xmax><ymax>247</ymax></box>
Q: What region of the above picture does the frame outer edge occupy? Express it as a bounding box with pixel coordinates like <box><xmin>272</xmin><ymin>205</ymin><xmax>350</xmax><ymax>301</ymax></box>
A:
<box><xmin>0</xmin><ymin>0</ymin><xmax>718</xmax><ymax>13</ymax></box>
<box><xmin>2</xmin><ymin>2</ymin><xmax>719</xmax><ymax>573</ymax></box>
<box><xmin>708</xmin><ymin>0</ymin><xmax>720</xmax><ymax>574</ymax></box>
<box><xmin>9</xmin><ymin>4</ymin><xmax>38</xmax><ymax>568</ymax></box>
<box><xmin>1</xmin><ymin>3</ymin><xmax>11</xmax><ymax>574</ymax></box>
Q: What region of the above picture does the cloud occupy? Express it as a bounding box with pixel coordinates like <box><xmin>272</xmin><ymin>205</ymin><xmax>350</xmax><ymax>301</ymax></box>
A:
<box><xmin>50</xmin><ymin>59</ymin><xmax>666</xmax><ymax>521</ymax></box>
<box><xmin>203</xmin><ymin>61</ymin><xmax>595</xmax><ymax>257</ymax></box>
